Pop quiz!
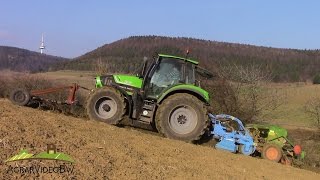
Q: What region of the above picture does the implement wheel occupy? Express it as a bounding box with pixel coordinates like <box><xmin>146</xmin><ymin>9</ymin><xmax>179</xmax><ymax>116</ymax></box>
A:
<box><xmin>262</xmin><ymin>143</ymin><xmax>282</xmax><ymax>162</ymax></box>
<box><xmin>9</xmin><ymin>88</ymin><xmax>30</xmax><ymax>106</ymax></box>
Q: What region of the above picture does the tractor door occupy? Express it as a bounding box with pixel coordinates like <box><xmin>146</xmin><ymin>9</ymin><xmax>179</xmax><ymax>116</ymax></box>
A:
<box><xmin>143</xmin><ymin>58</ymin><xmax>184</xmax><ymax>99</ymax></box>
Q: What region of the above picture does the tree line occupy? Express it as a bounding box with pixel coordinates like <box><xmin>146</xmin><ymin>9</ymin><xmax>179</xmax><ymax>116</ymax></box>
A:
<box><xmin>12</xmin><ymin>36</ymin><xmax>320</xmax><ymax>82</ymax></box>
<box><xmin>0</xmin><ymin>46</ymin><xmax>68</xmax><ymax>73</ymax></box>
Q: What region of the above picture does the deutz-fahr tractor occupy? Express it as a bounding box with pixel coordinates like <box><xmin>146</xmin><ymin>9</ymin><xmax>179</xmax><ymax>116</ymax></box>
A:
<box><xmin>86</xmin><ymin>54</ymin><xmax>213</xmax><ymax>142</ymax></box>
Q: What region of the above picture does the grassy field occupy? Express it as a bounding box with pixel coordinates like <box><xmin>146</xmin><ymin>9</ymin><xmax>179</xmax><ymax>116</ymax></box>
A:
<box><xmin>263</xmin><ymin>83</ymin><xmax>320</xmax><ymax>128</ymax></box>
<box><xmin>39</xmin><ymin>70</ymin><xmax>97</xmax><ymax>88</ymax></box>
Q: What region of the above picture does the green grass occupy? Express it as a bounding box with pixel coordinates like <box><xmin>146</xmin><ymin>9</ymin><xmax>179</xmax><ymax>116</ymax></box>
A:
<box><xmin>263</xmin><ymin>83</ymin><xmax>320</xmax><ymax>128</ymax></box>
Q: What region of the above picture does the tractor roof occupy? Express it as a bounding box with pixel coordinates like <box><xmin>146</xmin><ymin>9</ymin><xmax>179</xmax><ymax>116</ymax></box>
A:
<box><xmin>158</xmin><ymin>54</ymin><xmax>199</xmax><ymax>65</ymax></box>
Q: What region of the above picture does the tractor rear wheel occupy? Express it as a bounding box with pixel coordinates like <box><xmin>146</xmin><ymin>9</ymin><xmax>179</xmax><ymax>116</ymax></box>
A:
<box><xmin>262</xmin><ymin>143</ymin><xmax>282</xmax><ymax>162</ymax></box>
<box><xmin>9</xmin><ymin>88</ymin><xmax>30</xmax><ymax>106</ymax></box>
<box><xmin>86</xmin><ymin>88</ymin><xmax>126</xmax><ymax>125</ymax></box>
<box><xmin>155</xmin><ymin>93</ymin><xmax>208</xmax><ymax>142</ymax></box>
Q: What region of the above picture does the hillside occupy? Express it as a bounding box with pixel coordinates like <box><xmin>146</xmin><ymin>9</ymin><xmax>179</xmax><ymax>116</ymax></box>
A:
<box><xmin>0</xmin><ymin>46</ymin><xmax>68</xmax><ymax>72</ymax></box>
<box><xmin>0</xmin><ymin>99</ymin><xmax>319</xmax><ymax>179</ymax></box>
<box><xmin>52</xmin><ymin>36</ymin><xmax>320</xmax><ymax>82</ymax></box>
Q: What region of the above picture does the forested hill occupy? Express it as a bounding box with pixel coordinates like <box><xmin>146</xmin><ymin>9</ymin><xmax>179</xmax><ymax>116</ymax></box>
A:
<box><xmin>52</xmin><ymin>36</ymin><xmax>320</xmax><ymax>82</ymax></box>
<box><xmin>0</xmin><ymin>46</ymin><xmax>68</xmax><ymax>72</ymax></box>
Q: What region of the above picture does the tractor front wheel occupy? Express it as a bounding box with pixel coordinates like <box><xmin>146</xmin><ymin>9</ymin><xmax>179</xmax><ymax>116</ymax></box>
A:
<box><xmin>86</xmin><ymin>88</ymin><xmax>126</xmax><ymax>125</ymax></box>
<box><xmin>262</xmin><ymin>143</ymin><xmax>283</xmax><ymax>162</ymax></box>
<box><xmin>155</xmin><ymin>93</ymin><xmax>208</xmax><ymax>142</ymax></box>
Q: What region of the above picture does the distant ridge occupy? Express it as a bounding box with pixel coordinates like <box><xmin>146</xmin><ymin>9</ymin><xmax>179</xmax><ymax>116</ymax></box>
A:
<box><xmin>0</xmin><ymin>46</ymin><xmax>68</xmax><ymax>72</ymax></box>
<box><xmin>53</xmin><ymin>35</ymin><xmax>320</xmax><ymax>82</ymax></box>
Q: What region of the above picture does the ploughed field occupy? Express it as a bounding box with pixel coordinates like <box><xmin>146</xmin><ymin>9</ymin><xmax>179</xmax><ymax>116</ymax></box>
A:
<box><xmin>0</xmin><ymin>99</ymin><xmax>319</xmax><ymax>179</ymax></box>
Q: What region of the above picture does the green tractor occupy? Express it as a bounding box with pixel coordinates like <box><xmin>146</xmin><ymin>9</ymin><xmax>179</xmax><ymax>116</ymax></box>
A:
<box><xmin>246</xmin><ymin>124</ymin><xmax>305</xmax><ymax>164</ymax></box>
<box><xmin>86</xmin><ymin>54</ymin><xmax>213</xmax><ymax>142</ymax></box>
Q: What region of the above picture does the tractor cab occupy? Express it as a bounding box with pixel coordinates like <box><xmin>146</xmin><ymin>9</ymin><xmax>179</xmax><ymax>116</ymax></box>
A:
<box><xmin>140</xmin><ymin>54</ymin><xmax>213</xmax><ymax>99</ymax></box>
<box><xmin>143</xmin><ymin>54</ymin><xmax>197</xmax><ymax>99</ymax></box>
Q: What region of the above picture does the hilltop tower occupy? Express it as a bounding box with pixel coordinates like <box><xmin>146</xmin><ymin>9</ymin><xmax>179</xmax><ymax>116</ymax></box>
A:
<box><xmin>39</xmin><ymin>33</ymin><xmax>45</xmax><ymax>54</ymax></box>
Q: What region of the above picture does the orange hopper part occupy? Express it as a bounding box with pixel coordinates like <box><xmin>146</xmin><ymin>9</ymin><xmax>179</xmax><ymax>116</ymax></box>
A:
<box><xmin>293</xmin><ymin>145</ymin><xmax>302</xmax><ymax>155</ymax></box>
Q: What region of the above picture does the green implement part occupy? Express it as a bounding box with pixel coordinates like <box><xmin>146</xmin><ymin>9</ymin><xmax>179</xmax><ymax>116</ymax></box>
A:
<box><xmin>246</xmin><ymin>123</ymin><xmax>306</xmax><ymax>164</ymax></box>
<box><xmin>246</xmin><ymin>124</ymin><xmax>289</xmax><ymax>147</ymax></box>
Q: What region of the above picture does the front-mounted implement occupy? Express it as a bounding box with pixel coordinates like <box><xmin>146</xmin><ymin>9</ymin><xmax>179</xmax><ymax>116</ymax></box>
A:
<box><xmin>86</xmin><ymin>53</ymin><xmax>214</xmax><ymax>142</ymax></box>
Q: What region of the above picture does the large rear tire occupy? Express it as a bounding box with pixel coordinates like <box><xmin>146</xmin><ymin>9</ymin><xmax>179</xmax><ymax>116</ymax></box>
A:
<box><xmin>86</xmin><ymin>88</ymin><xmax>126</xmax><ymax>125</ymax></box>
<box><xmin>9</xmin><ymin>88</ymin><xmax>30</xmax><ymax>106</ymax></box>
<box><xmin>155</xmin><ymin>93</ymin><xmax>208</xmax><ymax>142</ymax></box>
<box><xmin>262</xmin><ymin>143</ymin><xmax>282</xmax><ymax>162</ymax></box>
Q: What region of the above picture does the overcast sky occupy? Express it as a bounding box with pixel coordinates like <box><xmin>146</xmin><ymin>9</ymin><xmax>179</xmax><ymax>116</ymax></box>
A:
<box><xmin>1</xmin><ymin>0</ymin><xmax>319</xmax><ymax>58</ymax></box>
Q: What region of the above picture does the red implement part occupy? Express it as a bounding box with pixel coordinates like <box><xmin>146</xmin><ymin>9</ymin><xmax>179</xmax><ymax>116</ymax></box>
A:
<box><xmin>66</xmin><ymin>83</ymin><xmax>79</xmax><ymax>104</ymax></box>
<box><xmin>293</xmin><ymin>145</ymin><xmax>302</xmax><ymax>155</ymax></box>
<box><xmin>281</xmin><ymin>156</ymin><xmax>292</xmax><ymax>166</ymax></box>
<box><xmin>30</xmin><ymin>83</ymin><xmax>85</xmax><ymax>105</ymax></box>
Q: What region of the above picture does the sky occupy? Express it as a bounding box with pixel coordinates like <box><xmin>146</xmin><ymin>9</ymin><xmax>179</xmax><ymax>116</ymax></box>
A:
<box><xmin>0</xmin><ymin>0</ymin><xmax>320</xmax><ymax>58</ymax></box>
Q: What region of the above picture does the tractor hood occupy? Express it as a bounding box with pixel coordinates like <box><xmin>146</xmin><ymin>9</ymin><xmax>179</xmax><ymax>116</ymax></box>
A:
<box><xmin>112</xmin><ymin>74</ymin><xmax>143</xmax><ymax>89</ymax></box>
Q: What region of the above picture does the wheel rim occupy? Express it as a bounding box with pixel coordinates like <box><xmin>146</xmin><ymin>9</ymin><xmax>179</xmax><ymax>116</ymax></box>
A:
<box><xmin>241</xmin><ymin>145</ymin><xmax>253</xmax><ymax>156</ymax></box>
<box><xmin>169</xmin><ymin>105</ymin><xmax>198</xmax><ymax>135</ymax></box>
<box><xmin>94</xmin><ymin>97</ymin><xmax>117</xmax><ymax>119</ymax></box>
<box><xmin>266</xmin><ymin>147</ymin><xmax>279</xmax><ymax>161</ymax></box>
<box><xmin>14</xmin><ymin>91</ymin><xmax>27</xmax><ymax>103</ymax></box>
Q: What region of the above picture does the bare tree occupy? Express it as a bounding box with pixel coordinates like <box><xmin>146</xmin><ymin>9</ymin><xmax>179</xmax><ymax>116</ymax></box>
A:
<box><xmin>217</xmin><ymin>63</ymin><xmax>286</xmax><ymax>123</ymax></box>
<box><xmin>95</xmin><ymin>57</ymin><xmax>108</xmax><ymax>75</ymax></box>
<box><xmin>304</xmin><ymin>97</ymin><xmax>320</xmax><ymax>129</ymax></box>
